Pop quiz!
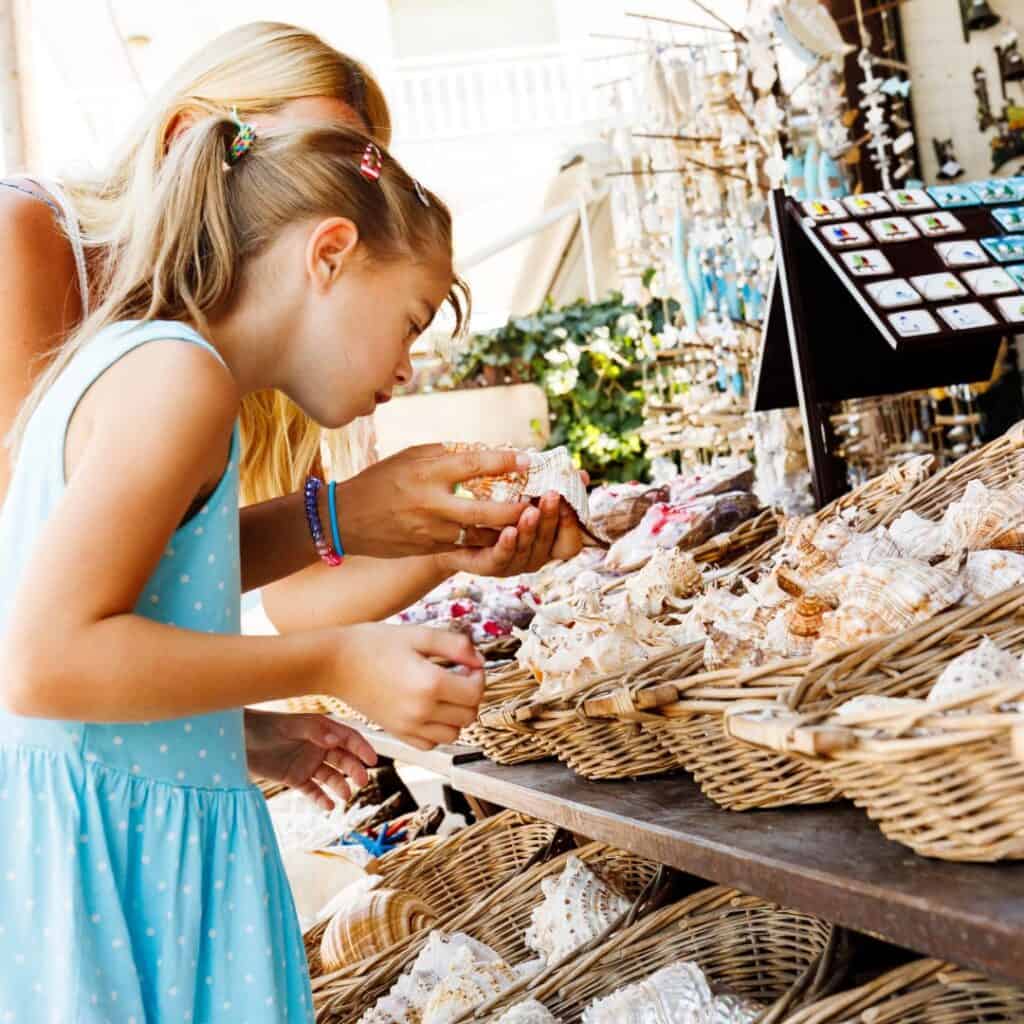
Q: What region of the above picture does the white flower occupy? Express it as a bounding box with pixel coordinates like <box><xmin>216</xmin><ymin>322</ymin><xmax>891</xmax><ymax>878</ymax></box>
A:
<box><xmin>544</xmin><ymin>348</ymin><xmax>569</xmax><ymax>366</ymax></box>
<box><xmin>546</xmin><ymin>367</ymin><xmax>579</xmax><ymax>396</ymax></box>
<box><xmin>552</xmin><ymin>326</ymin><xmax>569</xmax><ymax>340</ymax></box>
<box><xmin>563</xmin><ymin>340</ymin><xmax>582</xmax><ymax>365</ymax></box>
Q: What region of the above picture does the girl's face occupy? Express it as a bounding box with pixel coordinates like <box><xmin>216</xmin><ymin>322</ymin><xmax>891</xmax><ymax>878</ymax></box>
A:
<box><xmin>270</xmin><ymin>219</ymin><xmax>453</xmax><ymax>430</ymax></box>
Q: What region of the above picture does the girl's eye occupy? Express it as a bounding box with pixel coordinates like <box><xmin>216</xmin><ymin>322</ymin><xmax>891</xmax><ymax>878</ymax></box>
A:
<box><xmin>408</xmin><ymin>320</ymin><xmax>422</xmax><ymax>339</ymax></box>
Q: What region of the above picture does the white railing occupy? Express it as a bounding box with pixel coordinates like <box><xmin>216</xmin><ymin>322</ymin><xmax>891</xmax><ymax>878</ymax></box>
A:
<box><xmin>384</xmin><ymin>43</ymin><xmax>632</xmax><ymax>142</ymax></box>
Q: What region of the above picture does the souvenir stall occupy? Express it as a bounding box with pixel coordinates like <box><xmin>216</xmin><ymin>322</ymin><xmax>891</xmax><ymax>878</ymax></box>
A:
<box><xmin>264</xmin><ymin>3</ymin><xmax>1024</xmax><ymax>1023</ymax></box>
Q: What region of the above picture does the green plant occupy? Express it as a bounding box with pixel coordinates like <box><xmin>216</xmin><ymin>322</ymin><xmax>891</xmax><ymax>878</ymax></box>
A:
<box><xmin>444</xmin><ymin>293</ymin><xmax>677</xmax><ymax>483</ymax></box>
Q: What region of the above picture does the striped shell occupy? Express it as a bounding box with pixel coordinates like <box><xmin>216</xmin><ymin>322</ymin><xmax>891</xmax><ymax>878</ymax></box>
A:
<box><xmin>781</xmin><ymin>515</ymin><xmax>854</xmax><ymax>575</ymax></box>
<box><xmin>625</xmin><ymin>548</ymin><xmax>702</xmax><ymax>614</ymax></box>
<box><xmin>942</xmin><ymin>481</ymin><xmax>1024</xmax><ymax>554</ymax></box>
<box><xmin>581</xmin><ymin>962</ymin><xmax>714</xmax><ymax>1024</ymax></box>
<box><xmin>816</xmin><ymin>559</ymin><xmax>964</xmax><ymax>651</ymax></box>
<box><xmin>960</xmin><ymin>550</ymin><xmax>1024</xmax><ymax>605</ymax></box>
<box><xmin>525</xmin><ymin>857</ymin><xmax>631</xmax><ymax>963</ymax></box>
<box><xmin>421</xmin><ymin>949</ymin><xmax>523</xmax><ymax>1024</ymax></box>
<box><xmin>321</xmin><ymin>888</ymin><xmax>437</xmax><ymax>973</ymax></box>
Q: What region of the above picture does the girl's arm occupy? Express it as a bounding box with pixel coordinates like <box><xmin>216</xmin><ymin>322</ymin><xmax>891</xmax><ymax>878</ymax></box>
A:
<box><xmin>261</xmin><ymin>495</ymin><xmax>584</xmax><ymax>631</ymax></box>
<box><xmin>3</xmin><ymin>341</ymin><xmax>483</xmax><ymax>747</ymax></box>
<box><xmin>0</xmin><ymin>187</ymin><xmax>83</xmax><ymax>499</ymax></box>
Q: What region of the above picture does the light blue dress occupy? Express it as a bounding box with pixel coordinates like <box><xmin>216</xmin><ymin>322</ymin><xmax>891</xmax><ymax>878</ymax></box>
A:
<box><xmin>0</xmin><ymin>321</ymin><xmax>313</xmax><ymax>1022</ymax></box>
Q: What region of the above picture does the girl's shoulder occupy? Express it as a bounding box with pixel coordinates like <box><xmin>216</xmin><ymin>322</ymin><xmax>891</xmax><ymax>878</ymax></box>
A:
<box><xmin>0</xmin><ymin>177</ymin><xmax>78</xmax><ymax>288</ymax></box>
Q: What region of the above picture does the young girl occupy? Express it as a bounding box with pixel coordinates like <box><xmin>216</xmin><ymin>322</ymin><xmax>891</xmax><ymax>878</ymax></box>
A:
<box><xmin>0</xmin><ymin>115</ymin><xmax>485</xmax><ymax>1020</ymax></box>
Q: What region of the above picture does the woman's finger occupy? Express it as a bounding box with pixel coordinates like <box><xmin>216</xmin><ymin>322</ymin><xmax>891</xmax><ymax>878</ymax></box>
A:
<box><xmin>324</xmin><ymin>748</ymin><xmax>373</xmax><ymax>789</ymax></box>
<box><xmin>443</xmin><ymin>495</ymin><xmax>530</xmax><ymax>531</ymax></box>
<box><xmin>511</xmin><ymin>505</ymin><xmax>540</xmax><ymax>569</ymax></box>
<box><xmin>314</xmin><ymin>722</ymin><xmax>378</xmax><ymax>769</ymax></box>
<box><xmin>424</xmin><ymin>701</ymin><xmax>480</xmax><ymax>730</ymax></box>
<box><xmin>434</xmin><ymin>447</ymin><xmax>531</xmax><ymax>484</ymax></box>
<box><xmin>295</xmin><ymin>778</ymin><xmax>335</xmax><ymax>812</ymax></box>
<box><xmin>313</xmin><ymin>764</ymin><xmax>352</xmax><ymax>804</ymax></box>
<box><xmin>529</xmin><ymin>493</ymin><xmax>561</xmax><ymax>566</ymax></box>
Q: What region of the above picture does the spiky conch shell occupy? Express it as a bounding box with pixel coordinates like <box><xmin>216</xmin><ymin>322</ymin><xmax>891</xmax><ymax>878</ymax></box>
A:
<box><xmin>960</xmin><ymin>550</ymin><xmax>1024</xmax><ymax>605</ymax></box>
<box><xmin>495</xmin><ymin>1000</ymin><xmax>561</xmax><ymax>1024</ymax></box>
<box><xmin>321</xmin><ymin>887</ymin><xmax>438</xmax><ymax>973</ymax></box>
<box><xmin>421</xmin><ymin>946</ymin><xmax>528</xmax><ymax>1024</ymax></box>
<box><xmin>525</xmin><ymin>856</ymin><xmax>632</xmax><ymax>964</ymax></box>
<box><xmin>928</xmin><ymin>638</ymin><xmax>1024</xmax><ymax>705</ymax></box>
<box><xmin>942</xmin><ymin>481</ymin><xmax>1024</xmax><ymax>553</ymax></box>
<box><xmin>780</xmin><ymin>514</ymin><xmax>854</xmax><ymax>575</ymax></box>
<box><xmin>625</xmin><ymin>548</ymin><xmax>702</xmax><ymax>615</ymax></box>
<box><xmin>581</xmin><ymin>962</ymin><xmax>715</xmax><ymax>1024</ymax></box>
<box><xmin>888</xmin><ymin>510</ymin><xmax>947</xmax><ymax>562</ymax></box>
<box><xmin>836</xmin><ymin>526</ymin><xmax>901</xmax><ymax>567</ymax></box>
<box><xmin>446</xmin><ymin>443</ymin><xmax>591</xmax><ymax>532</ymax></box>
<box><xmin>815</xmin><ymin>558</ymin><xmax>965</xmax><ymax>652</ymax></box>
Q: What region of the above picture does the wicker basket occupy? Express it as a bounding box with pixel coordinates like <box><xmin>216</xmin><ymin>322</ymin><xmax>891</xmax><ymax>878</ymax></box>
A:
<box><xmin>580</xmin><ymin>429</ymin><xmax>1024</xmax><ymax>807</ymax></box>
<box><xmin>485</xmin><ymin>892</ymin><xmax>838</xmax><ymax>1024</ymax></box>
<box><xmin>315</xmin><ymin>840</ymin><xmax>667</xmax><ymax>1024</ymax></box>
<box><xmin>305</xmin><ymin>811</ymin><xmax>557</xmax><ymax>978</ymax></box>
<box><xmin>781</xmin><ymin>958</ymin><xmax>1024</xmax><ymax>1024</ymax></box>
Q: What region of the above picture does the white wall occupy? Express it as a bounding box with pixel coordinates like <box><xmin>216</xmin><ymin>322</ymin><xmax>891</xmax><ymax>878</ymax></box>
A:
<box><xmin>902</xmin><ymin>2</ymin><xmax>1024</xmax><ymax>182</ymax></box>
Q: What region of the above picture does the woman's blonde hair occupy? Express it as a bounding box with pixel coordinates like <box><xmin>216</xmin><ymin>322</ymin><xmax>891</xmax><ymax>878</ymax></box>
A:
<box><xmin>64</xmin><ymin>22</ymin><xmax>394</xmax><ymax>502</ymax></box>
<box><xmin>13</xmin><ymin>118</ymin><xmax>468</xmax><ymax>464</ymax></box>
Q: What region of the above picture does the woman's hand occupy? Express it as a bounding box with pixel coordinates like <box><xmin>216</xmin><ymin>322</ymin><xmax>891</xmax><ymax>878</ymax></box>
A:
<box><xmin>334</xmin><ymin>444</ymin><xmax>534</xmax><ymax>559</ymax></box>
<box><xmin>436</xmin><ymin>492</ymin><xmax>585</xmax><ymax>578</ymax></box>
<box><xmin>244</xmin><ymin>708</ymin><xmax>378</xmax><ymax>811</ymax></box>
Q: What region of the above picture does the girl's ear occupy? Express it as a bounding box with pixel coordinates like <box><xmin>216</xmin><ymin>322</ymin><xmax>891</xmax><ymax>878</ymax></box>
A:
<box><xmin>306</xmin><ymin>217</ymin><xmax>361</xmax><ymax>290</ymax></box>
<box><xmin>163</xmin><ymin>107</ymin><xmax>203</xmax><ymax>153</ymax></box>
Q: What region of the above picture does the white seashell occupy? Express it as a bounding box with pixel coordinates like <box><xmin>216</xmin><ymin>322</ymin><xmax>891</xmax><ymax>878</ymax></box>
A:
<box><xmin>836</xmin><ymin>526</ymin><xmax>901</xmax><ymax>567</ymax></box>
<box><xmin>834</xmin><ymin>695</ymin><xmax>928</xmax><ymax>719</ymax></box>
<box><xmin>710</xmin><ymin>993</ymin><xmax>765</xmax><ymax>1024</ymax></box>
<box><xmin>625</xmin><ymin>548</ymin><xmax>702</xmax><ymax>614</ymax></box>
<box><xmin>777</xmin><ymin>0</ymin><xmax>854</xmax><ymax>59</ymax></box>
<box><xmin>495</xmin><ymin>1000</ymin><xmax>561</xmax><ymax>1024</ymax></box>
<box><xmin>960</xmin><ymin>550</ymin><xmax>1024</xmax><ymax>605</ymax></box>
<box><xmin>942</xmin><ymin>480</ymin><xmax>1024</xmax><ymax>554</ymax></box>
<box><xmin>582</xmin><ymin>962</ymin><xmax>715</xmax><ymax>1024</ymax></box>
<box><xmin>525</xmin><ymin>857</ymin><xmax>631</xmax><ymax>964</ymax></box>
<box><xmin>888</xmin><ymin>511</ymin><xmax>947</xmax><ymax>561</ymax></box>
<box><xmin>421</xmin><ymin>951</ymin><xmax>522</xmax><ymax>1024</ymax></box>
<box><xmin>929</xmin><ymin>639</ymin><xmax>1024</xmax><ymax>704</ymax></box>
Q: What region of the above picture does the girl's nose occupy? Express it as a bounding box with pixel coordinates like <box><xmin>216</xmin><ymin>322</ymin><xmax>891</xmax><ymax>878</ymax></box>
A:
<box><xmin>395</xmin><ymin>351</ymin><xmax>413</xmax><ymax>386</ymax></box>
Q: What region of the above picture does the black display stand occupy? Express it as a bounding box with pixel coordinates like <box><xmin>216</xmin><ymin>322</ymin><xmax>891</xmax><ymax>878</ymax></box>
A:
<box><xmin>754</xmin><ymin>188</ymin><xmax>1009</xmax><ymax>507</ymax></box>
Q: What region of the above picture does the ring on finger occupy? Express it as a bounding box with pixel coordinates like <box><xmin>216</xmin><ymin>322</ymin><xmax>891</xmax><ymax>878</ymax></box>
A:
<box><xmin>455</xmin><ymin>527</ymin><xmax>468</xmax><ymax>546</ymax></box>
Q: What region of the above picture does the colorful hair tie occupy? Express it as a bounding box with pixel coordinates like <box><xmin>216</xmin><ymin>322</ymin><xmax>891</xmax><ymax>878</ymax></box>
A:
<box><xmin>226</xmin><ymin>107</ymin><xmax>256</xmax><ymax>165</ymax></box>
<box><xmin>360</xmin><ymin>142</ymin><xmax>383</xmax><ymax>182</ymax></box>
<box><xmin>412</xmin><ymin>180</ymin><xmax>431</xmax><ymax>208</ymax></box>
<box><xmin>304</xmin><ymin>476</ymin><xmax>344</xmax><ymax>567</ymax></box>
<box><xmin>328</xmin><ymin>480</ymin><xmax>345</xmax><ymax>562</ymax></box>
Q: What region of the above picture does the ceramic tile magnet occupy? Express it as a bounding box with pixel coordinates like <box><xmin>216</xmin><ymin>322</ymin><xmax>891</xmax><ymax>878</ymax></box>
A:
<box><xmin>962</xmin><ymin>267</ymin><xmax>1019</xmax><ymax>296</ymax></box>
<box><xmin>996</xmin><ymin>295</ymin><xmax>1024</xmax><ymax>323</ymax></box>
<box><xmin>865</xmin><ymin>278</ymin><xmax>921</xmax><ymax>308</ymax></box>
<box><xmin>802</xmin><ymin>198</ymin><xmax>846</xmax><ymax>221</ymax></box>
<box><xmin>926</xmin><ymin>184</ymin><xmax>977</xmax><ymax>208</ymax></box>
<box><xmin>981</xmin><ymin>235</ymin><xmax>1024</xmax><ymax>262</ymax></box>
<box><xmin>969</xmin><ymin>180</ymin><xmax>1023</xmax><ymax>204</ymax></box>
<box><xmin>911</xmin><ymin>212</ymin><xmax>964</xmax><ymax>237</ymax></box>
<box><xmin>821</xmin><ymin>221</ymin><xmax>871</xmax><ymax>247</ymax></box>
<box><xmin>936</xmin><ymin>240</ymin><xmax>990</xmax><ymax>267</ymax></box>
<box><xmin>842</xmin><ymin>192</ymin><xmax>892</xmax><ymax>216</ymax></box>
<box><xmin>909</xmin><ymin>272</ymin><xmax>969</xmax><ymax>301</ymax></box>
<box><xmin>887</xmin><ymin>189</ymin><xmax>935</xmax><ymax>211</ymax></box>
<box><xmin>1005</xmin><ymin>263</ymin><xmax>1024</xmax><ymax>288</ymax></box>
<box><xmin>840</xmin><ymin>249</ymin><xmax>894</xmax><ymax>276</ymax></box>
<box><xmin>888</xmin><ymin>310</ymin><xmax>940</xmax><ymax>337</ymax></box>
<box><xmin>993</xmin><ymin>206</ymin><xmax>1024</xmax><ymax>231</ymax></box>
<box><xmin>867</xmin><ymin>217</ymin><xmax>920</xmax><ymax>242</ymax></box>
<box><xmin>936</xmin><ymin>303</ymin><xmax>997</xmax><ymax>330</ymax></box>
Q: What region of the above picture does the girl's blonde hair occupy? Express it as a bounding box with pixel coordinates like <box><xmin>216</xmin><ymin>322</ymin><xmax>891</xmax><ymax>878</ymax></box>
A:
<box><xmin>13</xmin><ymin>118</ymin><xmax>468</xmax><ymax>462</ymax></box>
<box><xmin>64</xmin><ymin>22</ymin><xmax>394</xmax><ymax>502</ymax></box>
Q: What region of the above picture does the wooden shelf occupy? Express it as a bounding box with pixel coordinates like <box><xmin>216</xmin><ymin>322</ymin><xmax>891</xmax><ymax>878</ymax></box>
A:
<box><xmin>446</xmin><ymin>758</ymin><xmax>1024</xmax><ymax>985</ymax></box>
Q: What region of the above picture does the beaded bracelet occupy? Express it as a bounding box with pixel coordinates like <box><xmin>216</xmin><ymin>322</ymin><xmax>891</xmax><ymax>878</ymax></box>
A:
<box><xmin>304</xmin><ymin>476</ymin><xmax>344</xmax><ymax>566</ymax></box>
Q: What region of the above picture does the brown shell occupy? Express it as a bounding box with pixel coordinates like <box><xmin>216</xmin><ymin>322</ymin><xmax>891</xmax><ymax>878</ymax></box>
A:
<box><xmin>320</xmin><ymin>888</ymin><xmax>438</xmax><ymax>973</ymax></box>
<box><xmin>786</xmin><ymin>594</ymin><xmax>835</xmax><ymax>638</ymax></box>
<box><xmin>590</xmin><ymin>485</ymin><xmax>669</xmax><ymax>540</ymax></box>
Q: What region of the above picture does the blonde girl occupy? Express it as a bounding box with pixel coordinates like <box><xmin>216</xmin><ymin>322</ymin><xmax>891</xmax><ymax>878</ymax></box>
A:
<box><xmin>0</xmin><ymin>22</ymin><xmax>583</xmax><ymax>808</ymax></box>
<box><xmin>1</xmin><ymin>112</ymin><xmax>491</xmax><ymax>1020</ymax></box>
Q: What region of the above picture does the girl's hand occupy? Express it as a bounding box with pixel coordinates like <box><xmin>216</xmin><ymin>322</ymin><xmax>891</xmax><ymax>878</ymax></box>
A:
<box><xmin>244</xmin><ymin>708</ymin><xmax>378</xmax><ymax>811</ymax></box>
<box><xmin>332</xmin><ymin>623</ymin><xmax>486</xmax><ymax>750</ymax></box>
<box><xmin>334</xmin><ymin>444</ymin><xmax>533</xmax><ymax>559</ymax></box>
<box><xmin>436</xmin><ymin>492</ymin><xmax>585</xmax><ymax>579</ymax></box>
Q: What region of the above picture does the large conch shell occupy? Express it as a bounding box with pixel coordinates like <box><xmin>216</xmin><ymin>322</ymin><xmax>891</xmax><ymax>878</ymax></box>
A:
<box><xmin>448</xmin><ymin>443</ymin><xmax>590</xmax><ymax>530</ymax></box>
<box><xmin>321</xmin><ymin>887</ymin><xmax>437</xmax><ymax>972</ymax></box>
<box><xmin>815</xmin><ymin>559</ymin><xmax>964</xmax><ymax>651</ymax></box>
<box><xmin>928</xmin><ymin>638</ymin><xmax>1024</xmax><ymax>705</ymax></box>
<box><xmin>421</xmin><ymin>946</ymin><xmax>527</xmax><ymax>1024</ymax></box>
<box><xmin>495</xmin><ymin>1001</ymin><xmax>561</xmax><ymax>1024</ymax></box>
<box><xmin>836</xmin><ymin>526</ymin><xmax>901</xmax><ymax>567</ymax></box>
<box><xmin>780</xmin><ymin>514</ymin><xmax>854</xmax><ymax>575</ymax></box>
<box><xmin>589</xmin><ymin>482</ymin><xmax>669</xmax><ymax>540</ymax></box>
<box><xmin>960</xmin><ymin>550</ymin><xmax>1024</xmax><ymax>605</ymax></box>
<box><xmin>942</xmin><ymin>481</ymin><xmax>1024</xmax><ymax>554</ymax></box>
<box><xmin>358</xmin><ymin>932</ymin><xmax>503</xmax><ymax>1024</ymax></box>
<box><xmin>525</xmin><ymin>856</ymin><xmax>632</xmax><ymax>963</ymax></box>
<box><xmin>581</xmin><ymin>961</ymin><xmax>714</xmax><ymax>1024</ymax></box>
<box><xmin>710</xmin><ymin>993</ymin><xmax>766</xmax><ymax>1024</ymax></box>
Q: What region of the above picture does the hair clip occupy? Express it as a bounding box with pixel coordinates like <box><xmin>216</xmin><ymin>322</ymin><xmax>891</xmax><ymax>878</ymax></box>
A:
<box><xmin>360</xmin><ymin>142</ymin><xmax>383</xmax><ymax>182</ymax></box>
<box><xmin>413</xmin><ymin>180</ymin><xmax>431</xmax><ymax>207</ymax></box>
<box><xmin>226</xmin><ymin>107</ymin><xmax>256</xmax><ymax>166</ymax></box>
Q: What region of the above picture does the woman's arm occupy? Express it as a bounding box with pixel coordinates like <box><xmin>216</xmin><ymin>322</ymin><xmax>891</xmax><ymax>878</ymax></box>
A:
<box><xmin>3</xmin><ymin>342</ymin><xmax>484</xmax><ymax>746</ymax></box>
<box><xmin>0</xmin><ymin>186</ymin><xmax>82</xmax><ymax>499</ymax></box>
